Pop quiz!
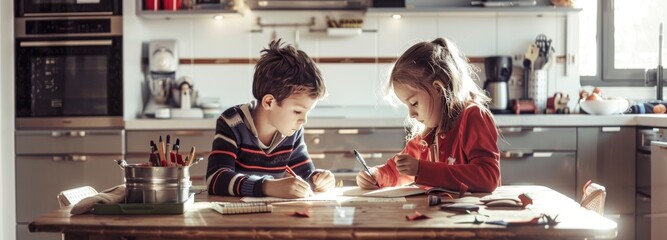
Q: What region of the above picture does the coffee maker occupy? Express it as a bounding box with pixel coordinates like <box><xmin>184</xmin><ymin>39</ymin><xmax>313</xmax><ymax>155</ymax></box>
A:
<box><xmin>144</xmin><ymin>39</ymin><xmax>178</xmax><ymax>118</ymax></box>
<box><xmin>483</xmin><ymin>56</ymin><xmax>513</xmax><ymax>114</ymax></box>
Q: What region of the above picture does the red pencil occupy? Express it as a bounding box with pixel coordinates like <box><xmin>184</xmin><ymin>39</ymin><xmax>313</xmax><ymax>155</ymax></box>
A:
<box><xmin>284</xmin><ymin>166</ymin><xmax>298</xmax><ymax>178</ymax></box>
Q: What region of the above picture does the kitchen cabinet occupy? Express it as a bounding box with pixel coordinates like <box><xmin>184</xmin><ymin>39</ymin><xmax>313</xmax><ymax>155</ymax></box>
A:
<box><xmin>15</xmin><ymin>130</ymin><xmax>124</xmax><ymax>240</ymax></box>
<box><xmin>497</xmin><ymin>127</ymin><xmax>577</xmax><ymax>198</ymax></box>
<box><xmin>577</xmin><ymin>127</ymin><xmax>636</xmax><ymax>240</ymax></box>
<box><xmin>651</xmin><ymin>141</ymin><xmax>667</xmax><ymax>240</ymax></box>
<box><xmin>125</xmin><ymin>130</ymin><xmax>214</xmax><ymax>185</ymax></box>
<box><xmin>303</xmin><ymin>127</ymin><xmax>406</xmax><ymax>185</ymax></box>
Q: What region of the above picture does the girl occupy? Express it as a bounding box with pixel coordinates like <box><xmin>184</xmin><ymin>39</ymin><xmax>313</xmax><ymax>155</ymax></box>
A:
<box><xmin>356</xmin><ymin>38</ymin><xmax>501</xmax><ymax>193</ymax></box>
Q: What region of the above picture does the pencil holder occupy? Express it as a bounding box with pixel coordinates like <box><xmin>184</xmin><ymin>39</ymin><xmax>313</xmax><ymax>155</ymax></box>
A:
<box><xmin>123</xmin><ymin>164</ymin><xmax>192</xmax><ymax>204</ymax></box>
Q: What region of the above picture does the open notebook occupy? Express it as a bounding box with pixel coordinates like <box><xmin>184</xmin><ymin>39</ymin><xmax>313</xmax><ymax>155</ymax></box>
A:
<box><xmin>342</xmin><ymin>185</ymin><xmax>462</xmax><ymax>198</ymax></box>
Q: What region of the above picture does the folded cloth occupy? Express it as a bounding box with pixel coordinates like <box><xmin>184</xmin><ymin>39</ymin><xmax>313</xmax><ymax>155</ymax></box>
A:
<box><xmin>628</xmin><ymin>101</ymin><xmax>667</xmax><ymax>114</ymax></box>
<box><xmin>70</xmin><ymin>185</ymin><xmax>126</xmax><ymax>215</ymax></box>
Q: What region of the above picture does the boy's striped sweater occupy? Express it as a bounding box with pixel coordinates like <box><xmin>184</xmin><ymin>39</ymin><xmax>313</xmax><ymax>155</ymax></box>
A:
<box><xmin>206</xmin><ymin>103</ymin><xmax>315</xmax><ymax>197</ymax></box>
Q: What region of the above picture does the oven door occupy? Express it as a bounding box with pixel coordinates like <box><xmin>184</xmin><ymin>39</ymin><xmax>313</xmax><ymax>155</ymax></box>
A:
<box><xmin>15</xmin><ymin>37</ymin><xmax>123</xmax><ymax>128</ymax></box>
<box><xmin>16</xmin><ymin>0</ymin><xmax>122</xmax><ymax>17</ymax></box>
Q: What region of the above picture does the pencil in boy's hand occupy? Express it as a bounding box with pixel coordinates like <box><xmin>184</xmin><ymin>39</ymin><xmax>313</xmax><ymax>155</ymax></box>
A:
<box><xmin>284</xmin><ymin>166</ymin><xmax>298</xmax><ymax>178</ymax></box>
<box><xmin>284</xmin><ymin>166</ymin><xmax>314</xmax><ymax>196</ymax></box>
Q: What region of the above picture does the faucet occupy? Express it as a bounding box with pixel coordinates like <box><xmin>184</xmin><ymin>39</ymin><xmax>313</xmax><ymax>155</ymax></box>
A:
<box><xmin>658</xmin><ymin>22</ymin><xmax>664</xmax><ymax>101</ymax></box>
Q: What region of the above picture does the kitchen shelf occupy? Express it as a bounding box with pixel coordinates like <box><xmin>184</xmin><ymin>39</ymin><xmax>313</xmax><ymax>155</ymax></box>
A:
<box><xmin>137</xmin><ymin>9</ymin><xmax>243</xmax><ymax>19</ymax></box>
<box><xmin>135</xmin><ymin>1</ymin><xmax>243</xmax><ymax>20</ymax></box>
<box><xmin>366</xmin><ymin>6</ymin><xmax>582</xmax><ymax>16</ymax></box>
<box><xmin>309</xmin><ymin>28</ymin><xmax>377</xmax><ymax>36</ymax></box>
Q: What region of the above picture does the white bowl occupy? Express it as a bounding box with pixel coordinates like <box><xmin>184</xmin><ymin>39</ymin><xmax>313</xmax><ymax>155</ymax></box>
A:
<box><xmin>579</xmin><ymin>99</ymin><xmax>629</xmax><ymax>115</ymax></box>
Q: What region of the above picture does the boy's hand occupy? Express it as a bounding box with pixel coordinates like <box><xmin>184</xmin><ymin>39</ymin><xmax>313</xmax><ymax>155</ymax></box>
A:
<box><xmin>356</xmin><ymin>167</ymin><xmax>380</xmax><ymax>189</ymax></box>
<box><xmin>311</xmin><ymin>170</ymin><xmax>335</xmax><ymax>192</ymax></box>
<box><xmin>394</xmin><ymin>154</ymin><xmax>419</xmax><ymax>176</ymax></box>
<box><xmin>262</xmin><ymin>177</ymin><xmax>312</xmax><ymax>199</ymax></box>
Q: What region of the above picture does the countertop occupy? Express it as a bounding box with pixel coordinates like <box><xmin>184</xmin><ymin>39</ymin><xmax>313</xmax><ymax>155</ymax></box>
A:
<box><xmin>125</xmin><ymin>106</ymin><xmax>667</xmax><ymax>130</ymax></box>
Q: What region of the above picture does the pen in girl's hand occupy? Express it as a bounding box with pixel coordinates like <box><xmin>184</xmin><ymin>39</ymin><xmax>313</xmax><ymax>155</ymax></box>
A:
<box><xmin>354</xmin><ymin>150</ymin><xmax>380</xmax><ymax>187</ymax></box>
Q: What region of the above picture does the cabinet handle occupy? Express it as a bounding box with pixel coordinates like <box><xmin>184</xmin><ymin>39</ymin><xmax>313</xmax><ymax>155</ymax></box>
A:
<box><xmin>310</xmin><ymin>153</ymin><xmax>326</xmax><ymax>159</ymax></box>
<box><xmin>304</xmin><ymin>129</ymin><xmax>325</xmax><ymax>135</ymax></box>
<box><xmin>500</xmin><ymin>151</ymin><xmax>531</xmax><ymax>159</ymax></box>
<box><xmin>172</xmin><ymin>130</ymin><xmax>206</xmax><ymax>136</ymax></box>
<box><xmin>52</xmin><ymin>155</ymin><xmax>88</xmax><ymax>161</ymax></box>
<box><xmin>499</xmin><ymin>127</ymin><xmax>523</xmax><ymax>133</ymax></box>
<box><xmin>338</xmin><ymin>129</ymin><xmax>359</xmax><ymax>135</ymax></box>
<box><xmin>601</xmin><ymin>127</ymin><xmax>621</xmax><ymax>132</ymax></box>
<box><xmin>346</xmin><ymin>152</ymin><xmax>383</xmax><ymax>159</ymax></box>
<box><xmin>52</xmin><ymin>131</ymin><xmax>86</xmax><ymax>137</ymax></box>
<box><xmin>532</xmin><ymin>152</ymin><xmax>553</xmax><ymax>158</ymax></box>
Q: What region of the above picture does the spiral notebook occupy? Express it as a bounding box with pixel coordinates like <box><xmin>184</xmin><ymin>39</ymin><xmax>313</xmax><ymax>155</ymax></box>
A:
<box><xmin>210</xmin><ymin>202</ymin><xmax>273</xmax><ymax>215</ymax></box>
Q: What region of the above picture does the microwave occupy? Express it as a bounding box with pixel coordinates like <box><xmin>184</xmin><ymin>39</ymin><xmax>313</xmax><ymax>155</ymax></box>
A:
<box><xmin>15</xmin><ymin>0</ymin><xmax>122</xmax><ymax>17</ymax></box>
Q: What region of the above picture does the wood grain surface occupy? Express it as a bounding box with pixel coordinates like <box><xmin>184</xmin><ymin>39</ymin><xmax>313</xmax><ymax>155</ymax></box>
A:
<box><xmin>30</xmin><ymin>186</ymin><xmax>617</xmax><ymax>240</ymax></box>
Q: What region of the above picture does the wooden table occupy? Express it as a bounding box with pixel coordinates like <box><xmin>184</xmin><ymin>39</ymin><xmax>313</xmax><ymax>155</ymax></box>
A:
<box><xmin>29</xmin><ymin>185</ymin><xmax>616</xmax><ymax>240</ymax></box>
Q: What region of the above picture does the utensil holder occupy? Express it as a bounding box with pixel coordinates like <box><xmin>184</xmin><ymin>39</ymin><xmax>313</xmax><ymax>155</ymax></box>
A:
<box><xmin>528</xmin><ymin>70</ymin><xmax>548</xmax><ymax>113</ymax></box>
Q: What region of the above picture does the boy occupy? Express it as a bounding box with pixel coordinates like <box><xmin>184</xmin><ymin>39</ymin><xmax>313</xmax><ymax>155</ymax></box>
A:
<box><xmin>206</xmin><ymin>40</ymin><xmax>335</xmax><ymax>198</ymax></box>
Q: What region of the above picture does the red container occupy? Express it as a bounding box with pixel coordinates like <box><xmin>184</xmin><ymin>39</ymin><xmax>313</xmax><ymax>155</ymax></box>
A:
<box><xmin>145</xmin><ymin>0</ymin><xmax>160</xmax><ymax>10</ymax></box>
<box><xmin>162</xmin><ymin>0</ymin><xmax>183</xmax><ymax>11</ymax></box>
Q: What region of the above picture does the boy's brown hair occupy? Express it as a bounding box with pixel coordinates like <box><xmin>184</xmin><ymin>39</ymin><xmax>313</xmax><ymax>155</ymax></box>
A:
<box><xmin>253</xmin><ymin>39</ymin><xmax>326</xmax><ymax>103</ymax></box>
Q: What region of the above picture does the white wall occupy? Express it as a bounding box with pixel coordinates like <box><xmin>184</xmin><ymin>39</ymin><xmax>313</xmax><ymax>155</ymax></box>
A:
<box><xmin>1</xmin><ymin>0</ymin><xmax>16</xmax><ymax>239</ymax></box>
<box><xmin>124</xmin><ymin>3</ymin><xmax>588</xmax><ymax>118</ymax></box>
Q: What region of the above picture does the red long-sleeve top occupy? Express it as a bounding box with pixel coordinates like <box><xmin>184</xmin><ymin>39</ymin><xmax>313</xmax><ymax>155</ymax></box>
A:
<box><xmin>375</xmin><ymin>105</ymin><xmax>501</xmax><ymax>193</ymax></box>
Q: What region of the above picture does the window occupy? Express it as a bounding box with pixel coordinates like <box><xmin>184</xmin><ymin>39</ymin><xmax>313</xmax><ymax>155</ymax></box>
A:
<box><xmin>582</xmin><ymin>0</ymin><xmax>667</xmax><ymax>86</ymax></box>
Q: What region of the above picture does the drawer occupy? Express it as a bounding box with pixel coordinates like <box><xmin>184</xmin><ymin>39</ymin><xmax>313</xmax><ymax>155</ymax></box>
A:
<box><xmin>126</xmin><ymin>130</ymin><xmax>215</xmax><ymax>154</ymax></box>
<box><xmin>602</xmin><ymin>186</ymin><xmax>635</xmax><ymax>214</ymax></box>
<box><xmin>304</xmin><ymin>128</ymin><xmax>406</xmax><ymax>152</ymax></box>
<box><xmin>16</xmin><ymin>154</ymin><xmax>123</xmax><ymax>223</ymax></box>
<box><xmin>498</xmin><ymin>127</ymin><xmax>576</xmax><ymax>151</ymax></box>
<box><xmin>605</xmin><ymin>214</ymin><xmax>635</xmax><ymax>240</ymax></box>
<box><xmin>500</xmin><ymin>151</ymin><xmax>576</xmax><ymax>198</ymax></box>
<box><xmin>637</xmin><ymin>152</ymin><xmax>651</xmax><ymax>189</ymax></box>
<box><xmin>16</xmin><ymin>130</ymin><xmax>123</xmax><ymax>154</ymax></box>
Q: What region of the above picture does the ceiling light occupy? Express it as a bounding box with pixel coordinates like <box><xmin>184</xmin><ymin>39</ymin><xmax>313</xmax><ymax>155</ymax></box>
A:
<box><xmin>392</xmin><ymin>14</ymin><xmax>402</xmax><ymax>20</ymax></box>
<box><xmin>214</xmin><ymin>15</ymin><xmax>224</xmax><ymax>20</ymax></box>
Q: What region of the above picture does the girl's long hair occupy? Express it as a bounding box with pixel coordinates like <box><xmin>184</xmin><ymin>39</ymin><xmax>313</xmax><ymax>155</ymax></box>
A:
<box><xmin>389</xmin><ymin>38</ymin><xmax>493</xmax><ymax>139</ymax></box>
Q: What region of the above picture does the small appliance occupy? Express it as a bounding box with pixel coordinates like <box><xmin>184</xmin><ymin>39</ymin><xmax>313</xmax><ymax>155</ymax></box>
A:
<box><xmin>144</xmin><ymin>39</ymin><xmax>178</xmax><ymax>118</ymax></box>
<box><xmin>483</xmin><ymin>56</ymin><xmax>513</xmax><ymax>114</ymax></box>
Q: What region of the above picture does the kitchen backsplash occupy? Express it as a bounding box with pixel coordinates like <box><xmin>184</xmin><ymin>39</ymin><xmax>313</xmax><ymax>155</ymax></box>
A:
<box><xmin>123</xmin><ymin>2</ymin><xmax>581</xmax><ymax>119</ymax></box>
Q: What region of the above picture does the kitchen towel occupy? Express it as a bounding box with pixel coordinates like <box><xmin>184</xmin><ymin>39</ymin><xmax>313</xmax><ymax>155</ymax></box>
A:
<box><xmin>70</xmin><ymin>185</ymin><xmax>126</xmax><ymax>215</ymax></box>
<box><xmin>628</xmin><ymin>101</ymin><xmax>667</xmax><ymax>114</ymax></box>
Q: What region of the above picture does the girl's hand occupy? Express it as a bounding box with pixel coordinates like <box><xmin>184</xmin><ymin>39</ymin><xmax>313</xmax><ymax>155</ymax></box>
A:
<box><xmin>312</xmin><ymin>170</ymin><xmax>335</xmax><ymax>192</ymax></box>
<box><xmin>394</xmin><ymin>154</ymin><xmax>419</xmax><ymax>176</ymax></box>
<box><xmin>356</xmin><ymin>168</ymin><xmax>380</xmax><ymax>189</ymax></box>
<box><xmin>262</xmin><ymin>177</ymin><xmax>313</xmax><ymax>198</ymax></box>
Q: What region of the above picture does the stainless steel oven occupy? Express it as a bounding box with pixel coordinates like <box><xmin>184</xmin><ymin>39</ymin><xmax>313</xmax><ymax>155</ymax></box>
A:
<box><xmin>15</xmin><ymin>0</ymin><xmax>122</xmax><ymax>17</ymax></box>
<box><xmin>15</xmin><ymin>15</ymin><xmax>123</xmax><ymax>129</ymax></box>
